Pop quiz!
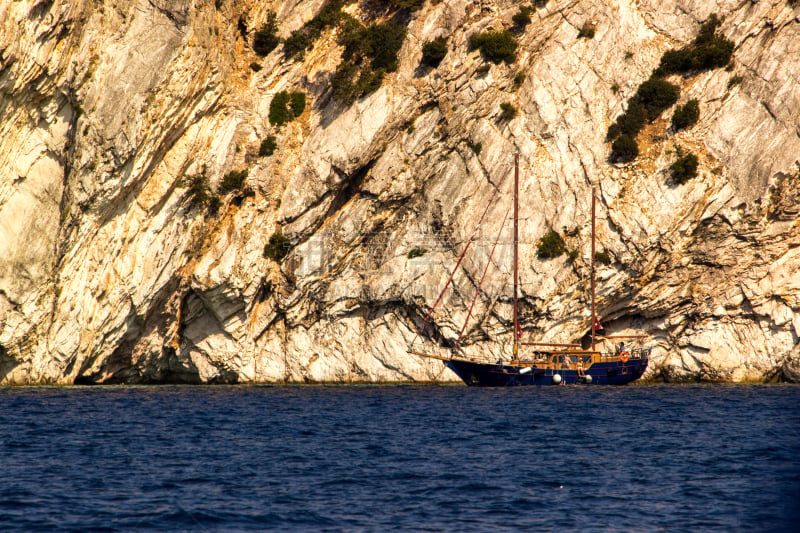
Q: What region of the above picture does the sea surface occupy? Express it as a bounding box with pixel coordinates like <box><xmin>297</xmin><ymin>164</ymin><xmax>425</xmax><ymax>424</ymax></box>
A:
<box><xmin>1</xmin><ymin>383</ymin><xmax>798</xmax><ymax>532</ymax></box>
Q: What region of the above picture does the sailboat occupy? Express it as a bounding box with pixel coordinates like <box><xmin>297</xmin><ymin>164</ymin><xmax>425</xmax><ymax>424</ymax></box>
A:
<box><xmin>409</xmin><ymin>154</ymin><xmax>650</xmax><ymax>386</ymax></box>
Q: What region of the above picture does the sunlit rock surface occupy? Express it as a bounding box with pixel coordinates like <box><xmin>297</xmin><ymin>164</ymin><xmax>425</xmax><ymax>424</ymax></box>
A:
<box><xmin>1</xmin><ymin>0</ymin><xmax>798</xmax><ymax>384</ymax></box>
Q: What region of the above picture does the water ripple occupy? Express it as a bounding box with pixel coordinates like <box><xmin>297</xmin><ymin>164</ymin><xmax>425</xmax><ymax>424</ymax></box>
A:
<box><xmin>1</xmin><ymin>384</ymin><xmax>799</xmax><ymax>531</ymax></box>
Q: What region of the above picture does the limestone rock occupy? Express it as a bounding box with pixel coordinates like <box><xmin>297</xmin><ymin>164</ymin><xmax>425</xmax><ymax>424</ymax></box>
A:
<box><xmin>1</xmin><ymin>0</ymin><xmax>798</xmax><ymax>384</ymax></box>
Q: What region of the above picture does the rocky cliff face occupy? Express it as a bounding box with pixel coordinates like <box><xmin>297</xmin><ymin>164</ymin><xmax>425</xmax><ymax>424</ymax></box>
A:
<box><xmin>1</xmin><ymin>0</ymin><xmax>798</xmax><ymax>384</ymax></box>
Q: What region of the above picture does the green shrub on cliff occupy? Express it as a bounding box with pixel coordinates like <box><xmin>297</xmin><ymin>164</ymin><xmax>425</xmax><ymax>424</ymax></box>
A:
<box><xmin>636</xmin><ymin>77</ymin><xmax>681</xmax><ymax>122</ymax></box>
<box><xmin>655</xmin><ymin>14</ymin><xmax>733</xmax><ymax>76</ymax></box>
<box><xmin>283</xmin><ymin>0</ymin><xmax>345</xmax><ymax>59</ymax></box>
<box><xmin>219</xmin><ymin>169</ymin><xmax>248</xmax><ymax>194</ymax></box>
<box><xmin>421</xmin><ymin>36</ymin><xmax>448</xmax><ymax>68</ymax></box>
<box><xmin>604</xmin><ymin>14</ymin><xmax>730</xmax><ymax>163</ymax></box>
<box><xmin>259</xmin><ymin>135</ymin><xmax>277</xmax><ymax>157</ymax></box>
<box><xmin>595</xmin><ymin>251</ymin><xmax>612</xmax><ymax>265</ymax></box>
<box><xmin>283</xmin><ymin>30</ymin><xmax>314</xmax><ymax>59</ymax></box>
<box><xmin>607</xmin><ymin>77</ymin><xmax>679</xmax><ymax>142</ymax></box>
<box><xmin>607</xmin><ymin>100</ymin><xmax>647</xmax><ymax>140</ymax></box>
<box><xmin>264</xmin><ymin>232</ymin><xmax>292</xmax><ymax>261</ymax></box>
<box><xmin>469</xmin><ymin>30</ymin><xmax>518</xmax><ymax>64</ymax></box>
<box><xmin>512</xmin><ymin>7</ymin><xmax>533</xmax><ymax>30</ymax></box>
<box><xmin>500</xmin><ymin>102</ymin><xmax>518</xmax><ymax>120</ymax></box>
<box><xmin>290</xmin><ymin>92</ymin><xmax>306</xmax><ymax>116</ymax></box>
<box><xmin>672</xmin><ymin>99</ymin><xmax>700</xmax><ymax>131</ymax></box>
<box><xmin>253</xmin><ymin>12</ymin><xmax>280</xmax><ymax>56</ymax></box>
<box><xmin>186</xmin><ymin>173</ymin><xmax>210</xmax><ymax>208</ymax></box>
<box><xmin>610</xmin><ymin>134</ymin><xmax>639</xmax><ymax>163</ymax></box>
<box><xmin>670</xmin><ymin>152</ymin><xmax>699</xmax><ymax>184</ymax></box>
<box><xmin>269</xmin><ymin>92</ymin><xmax>291</xmax><ymax>126</ymax></box>
<box><xmin>331</xmin><ymin>18</ymin><xmax>407</xmax><ymax>104</ymax></box>
<box><xmin>537</xmin><ymin>230</ymin><xmax>566</xmax><ymax>259</ymax></box>
<box><xmin>369</xmin><ymin>21</ymin><xmax>407</xmax><ymax>72</ymax></box>
<box><xmin>269</xmin><ymin>91</ymin><xmax>306</xmax><ymax>127</ymax></box>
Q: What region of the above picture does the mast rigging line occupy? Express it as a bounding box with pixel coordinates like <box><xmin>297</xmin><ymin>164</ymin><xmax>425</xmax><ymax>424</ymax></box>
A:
<box><xmin>410</xmin><ymin>166</ymin><xmax>511</xmax><ymax>348</ymax></box>
<box><xmin>513</xmin><ymin>153</ymin><xmax>520</xmax><ymax>359</ymax></box>
<box><xmin>453</xmin><ymin>206</ymin><xmax>511</xmax><ymax>351</ymax></box>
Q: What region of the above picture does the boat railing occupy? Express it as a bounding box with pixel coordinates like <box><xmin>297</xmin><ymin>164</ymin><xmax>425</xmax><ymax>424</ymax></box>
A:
<box><xmin>525</xmin><ymin>347</ymin><xmax>651</xmax><ymax>370</ymax></box>
<box><xmin>598</xmin><ymin>347</ymin><xmax>650</xmax><ymax>360</ymax></box>
<box><xmin>411</xmin><ymin>345</ymin><xmax>650</xmax><ymax>367</ymax></box>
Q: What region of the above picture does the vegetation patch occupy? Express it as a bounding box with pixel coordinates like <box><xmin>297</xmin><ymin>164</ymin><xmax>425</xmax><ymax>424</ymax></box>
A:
<box><xmin>500</xmin><ymin>102</ymin><xmax>518</xmax><ymax>120</ymax></box>
<box><xmin>607</xmin><ymin>101</ymin><xmax>646</xmax><ymax>140</ymax></box>
<box><xmin>567</xmin><ymin>249</ymin><xmax>579</xmax><ymax>262</ymax></box>
<box><xmin>407</xmin><ymin>247</ymin><xmax>427</xmax><ymax>259</ymax></box>
<box><xmin>654</xmin><ymin>15</ymin><xmax>734</xmax><ymax>76</ymax></box>
<box><xmin>670</xmin><ymin>152</ymin><xmax>699</xmax><ymax>184</ymax></box>
<box><xmin>365</xmin><ymin>21</ymin><xmax>406</xmax><ymax>72</ymax></box>
<box><xmin>610</xmin><ymin>134</ymin><xmax>639</xmax><ymax>163</ymax></box>
<box><xmin>264</xmin><ymin>232</ymin><xmax>292</xmax><ymax>261</ymax></box>
<box><xmin>207</xmin><ymin>196</ymin><xmax>221</xmax><ymax>217</ymax></box>
<box><xmin>283</xmin><ymin>0</ymin><xmax>423</xmax><ymax>62</ymax></box>
<box><xmin>635</xmin><ymin>77</ymin><xmax>681</xmax><ymax>122</ymax></box>
<box><xmin>420</xmin><ymin>36</ymin><xmax>448</xmax><ymax>68</ymax></box>
<box><xmin>253</xmin><ymin>12</ymin><xmax>280</xmax><ymax>57</ymax></box>
<box><xmin>219</xmin><ymin>169</ymin><xmax>248</xmax><ymax>195</ymax></box>
<box><xmin>468</xmin><ymin>30</ymin><xmax>518</xmax><ymax>64</ymax></box>
<box><xmin>259</xmin><ymin>135</ymin><xmax>277</xmax><ymax>157</ymax></box>
<box><xmin>672</xmin><ymin>99</ymin><xmax>699</xmax><ymax>131</ymax></box>
<box><xmin>376</xmin><ymin>0</ymin><xmax>426</xmax><ymax>10</ymax></box>
<box><xmin>283</xmin><ymin>0</ymin><xmax>346</xmax><ymax>59</ymax></box>
<box><xmin>594</xmin><ymin>251</ymin><xmax>612</xmax><ymax>265</ymax></box>
<box><xmin>577</xmin><ymin>21</ymin><xmax>596</xmax><ymax>39</ymax></box>
<box><xmin>512</xmin><ymin>6</ymin><xmax>533</xmax><ymax>31</ymax></box>
<box><xmin>290</xmin><ymin>92</ymin><xmax>306</xmax><ymax>115</ymax></box>
<box><xmin>727</xmin><ymin>74</ymin><xmax>743</xmax><ymax>89</ymax></box>
<box><xmin>537</xmin><ymin>230</ymin><xmax>566</xmax><ymax>259</ymax></box>
<box><xmin>185</xmin><ymin>173</ymin><xmax>211</xmax><ymax>209</ymax></box>
<box><xmin>183</xmin><ymin>168</ymin><xmax>220</xmax><ymax>216</ymax></box>
<box><xmin>331</xmin><ymin>17</ymin><xmax>407</xmax><ymax>104</ymax></box>
<box><xmin>607</xmin><ymin>78</ymin><xmax>679</xmax><ymax>142</ymax></box>
<box><xmin>605</xmin><ymin>14</ymin><xmax>731</xmax><ymax>163</ymax></box>
<box><xmin>269</xmin><ymin>91</ymin><xmax>306</xmax><ymax>127</ymax></box>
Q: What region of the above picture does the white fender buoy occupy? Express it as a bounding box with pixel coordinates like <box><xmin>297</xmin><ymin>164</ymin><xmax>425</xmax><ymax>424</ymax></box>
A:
<box><xmin>584</xmin><ymin>374</ymin><xmax>592</xmax><ymax>384</ymax></box>
<box><xmin>520</xmin><ymin>367</ymin><xmax>532</xmax><ymax>374</ymax></box>
<box><xmin>552</xmin><ymin>373</ymin><xmax>562</xmax><ymax>384</ymax></box>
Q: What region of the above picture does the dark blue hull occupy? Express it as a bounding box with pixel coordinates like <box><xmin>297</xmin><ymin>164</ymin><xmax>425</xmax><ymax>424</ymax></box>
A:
<box><xmin>445</xmin><ymin>357</ymin><xmax>648</xmax><ymax>387</ymax></box>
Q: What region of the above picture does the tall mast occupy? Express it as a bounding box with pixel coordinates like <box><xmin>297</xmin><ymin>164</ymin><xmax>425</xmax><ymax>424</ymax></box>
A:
<box><xmin>513</xmin><ymin>154</ymin><xmax>520</xmax><ymax>359</ymax></box>
<box><xmin>590</xmin><ymin>187</ymin><xmax>596</xmax><ymax>351</ymax></box>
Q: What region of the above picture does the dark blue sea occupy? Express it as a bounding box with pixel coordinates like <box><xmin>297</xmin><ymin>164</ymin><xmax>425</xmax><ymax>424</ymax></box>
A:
<box><xmin>1</xmin><ymin>384</ymin><xmax>798</xmax><ymax>532</ymax></box>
